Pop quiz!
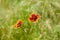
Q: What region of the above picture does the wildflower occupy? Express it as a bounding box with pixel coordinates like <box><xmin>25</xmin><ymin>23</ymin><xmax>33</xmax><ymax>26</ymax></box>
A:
<box><xmin>28</xmin><ymin>13</ymin><xmax>41</xmax><ymax>23</ymax></box>
<box><xmin>14</xmin><ymin>19</ymin><xmax>23</xmax><ymax>29</ymax></box>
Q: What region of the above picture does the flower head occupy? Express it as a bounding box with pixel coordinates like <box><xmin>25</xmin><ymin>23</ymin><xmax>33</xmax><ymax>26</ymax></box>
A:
<box><xmin>28</xmin><ymin>13</ymin><xmax>41</xmax><ymax>23</ymax></box>
<box><xmin>14</xmin><ymin>19</ymin><xmax>23</xmax><ymax>29</ymax></box>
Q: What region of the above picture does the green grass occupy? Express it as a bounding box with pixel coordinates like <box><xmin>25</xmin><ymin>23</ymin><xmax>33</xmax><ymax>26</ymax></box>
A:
<box><xmin>0</xmin><ymin>0</ymin><xmax>60</xmax><ymax>40</ymax></box>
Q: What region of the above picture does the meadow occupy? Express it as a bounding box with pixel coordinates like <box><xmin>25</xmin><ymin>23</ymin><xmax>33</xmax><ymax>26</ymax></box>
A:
<box><xmin>0</xmin><ymin>0</ymin><xmax>60</xmax><ymax>40</ymax></box>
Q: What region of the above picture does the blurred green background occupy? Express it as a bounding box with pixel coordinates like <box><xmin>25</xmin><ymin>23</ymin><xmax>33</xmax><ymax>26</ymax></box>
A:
<box><xmin>0</xmin><ymin>0</ymin><xmax>60</xmax><ymax>40</ymax></box>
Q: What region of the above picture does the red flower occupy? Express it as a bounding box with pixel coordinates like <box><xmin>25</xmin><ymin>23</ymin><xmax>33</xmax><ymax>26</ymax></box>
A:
<box><xmin>28</xmin><ymin>13</ymin><xmax>41</xmax><ymax>23</ymax></box>
<box><xmin>14</xmin><ymin>19</ymin><xmax>23</xmax><ymax>29</ymax></box>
